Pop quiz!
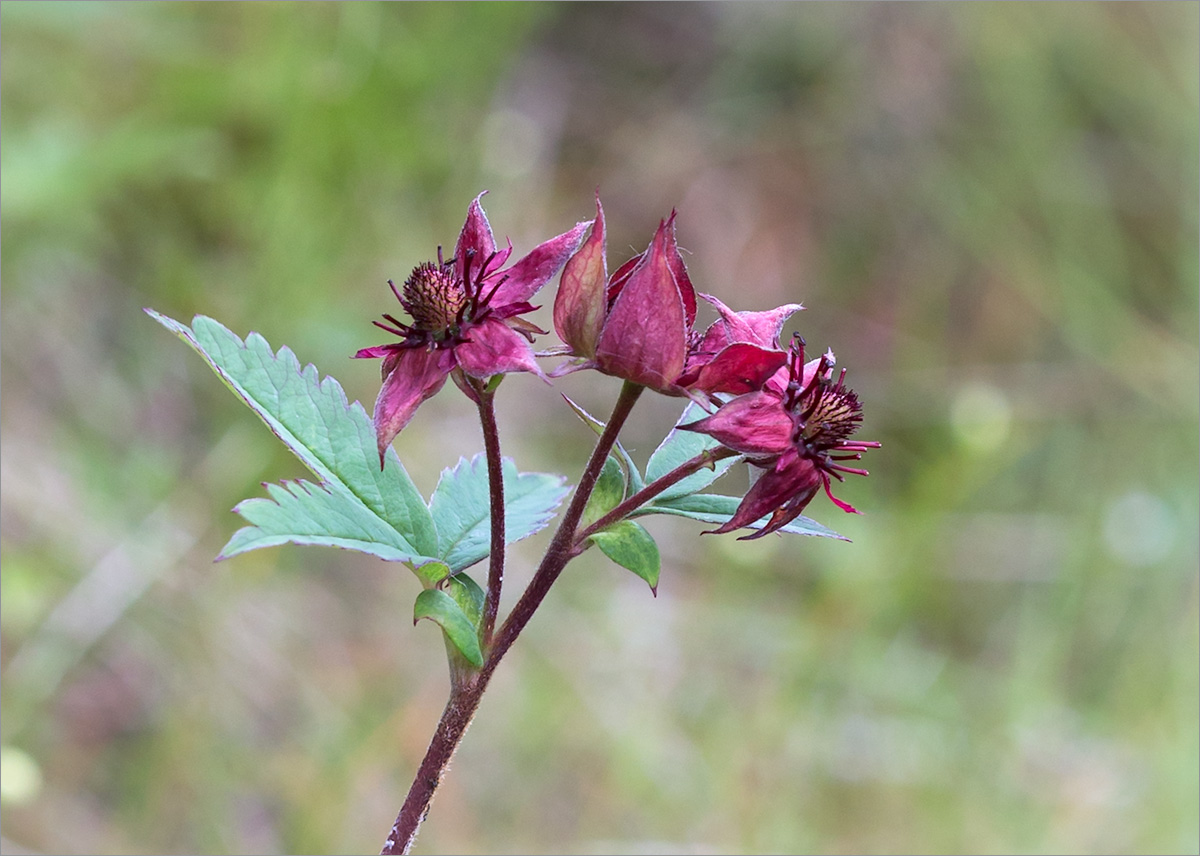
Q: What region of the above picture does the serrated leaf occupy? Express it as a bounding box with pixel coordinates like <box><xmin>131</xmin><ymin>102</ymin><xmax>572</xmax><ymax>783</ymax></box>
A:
<box><xmin>634</xmin><ymin>493</ymin><xmax>848</xmax><ymax>540</ymax></box>
<box><xmin>413</xmin><ymin>589</ymin><xmax>483</xmax><ymax>667</ymax></box>
<box><xmin>148</xmin><ymin>311</ymin><xmax>440</xmax><ymax>563</ymax></box>
<box><xmin>561</xmin><ymin>394</ymin><xmax>645</xmax><ymax>493</ymax></box>
<box><xmin>645</xmin><ymin>401</ymin><xmax>737</xmax><ymax>501</ymax></box>
<box><xmin>428</xmin><ymin>454</ymin><xmax>569</xmax><ymax>572</ymax></box>
<box><xmin>221</xmin><ymin>481</ymin><xmax>435</xmax><ymax>562</ymax></box>
<box><xmin>589</xmin><ymin>520</ymin><xmax>660</xmax><ymax>594</ymax></box>
<box><xmin>582</xmin><ymin>457</ymin><xmax>625</xmax><ymax>528</ymax></box>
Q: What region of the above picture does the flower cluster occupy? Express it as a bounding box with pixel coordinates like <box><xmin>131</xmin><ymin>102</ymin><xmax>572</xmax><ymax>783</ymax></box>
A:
<box><xmin>358</xmin><ymin>192</ymin><xmax>877</xmax><ymax>533</ymax></box>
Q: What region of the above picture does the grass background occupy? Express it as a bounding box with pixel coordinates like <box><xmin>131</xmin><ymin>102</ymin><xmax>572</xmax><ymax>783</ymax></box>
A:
<box><xmin>2</xmin><ymin>3</ymin><xmax>1197</xmax><ymax>853</ymax></box>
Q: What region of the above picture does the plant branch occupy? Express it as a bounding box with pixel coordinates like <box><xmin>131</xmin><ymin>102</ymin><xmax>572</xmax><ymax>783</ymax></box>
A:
<box><xmin>573</xmin><ymin>446</ymin><xmax>740</xmax><ymax>546</ymax></box>
<box><xmin>380</xmin><ymin>684</ymin><xmax>481</xmax><ymax>855</ymax></box>
<box><xmin>476</xmin><ymin>387</ymin><xmax>505</xmax><ymax>648</ymax></box>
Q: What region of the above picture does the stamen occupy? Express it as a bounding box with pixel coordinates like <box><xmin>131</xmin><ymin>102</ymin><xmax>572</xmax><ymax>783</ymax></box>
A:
<box><xmin>373</xmin><ymin>319</ymin><xmax>409</xmax><ymax>336</ymax></box>
<box><xmin>477</xmin><ymin>250</ymin><xmax>502</xmax><ymax>286</ymax></box>
<box><xmin>478</xmin><ymin>272</ymin><xmax>510</xmax><ymax>309</ymax></box>
<box><xmin>468</xmin><ymin>250</ymin><xmax>500</xmax><ymax>301</ymax></box>
<box><xmin>800</xmin><ymin>352</ymin><xmax>834</xmax><ymax>402</ymax></box>
<box><xmin>830</xmin><ymin>464</ymin><xmax>870</xmax><ymax>477</ymax></box>
<box><xmin>800</xmin><ymin>387</ymin><xmax>825</xmax><ymax>424</ymax></box>
<box><xmin>461</xmin><ymin>249</ymin><xmax>475</xmax><ymax>293</ymax></box>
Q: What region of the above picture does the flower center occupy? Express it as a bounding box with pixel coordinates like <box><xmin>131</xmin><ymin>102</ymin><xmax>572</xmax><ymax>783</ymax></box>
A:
<box><xmin>400</xmin><ymin>261</ymin><xmax>467</xmax><ymax>332</ymax></box>
<box><xmin>799</xmin><ymin>385</ymin><xmax>863</xmax><ymax>449</ymax></box>
<box><xmin>782</xmin><ymin>334</ymin><xmax>865</xmax><ymax>452</ymax></box>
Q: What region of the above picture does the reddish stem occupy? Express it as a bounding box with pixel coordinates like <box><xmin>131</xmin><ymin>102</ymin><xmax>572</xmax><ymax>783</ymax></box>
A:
<box><xmin>476</xmin><ymin>388</ymin><xmax>505</xmax><ymax>648</ymax></box>
<box><xmin>573</xmin><ymin>446</ymin><xmax>739</xmax><ymax>548</ymax></box>
<box><xmin>380</xmin><ymin>381</ymin><xmax>645</xmax><ymax>855</ymax></box>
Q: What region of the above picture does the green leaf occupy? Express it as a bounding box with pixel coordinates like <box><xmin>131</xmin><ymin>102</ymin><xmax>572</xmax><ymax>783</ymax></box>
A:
<box><xmin>413</xmin><ymin>589</ymin><xmax>483</xmax><ymax>668</ymax></box>
<box><xmin>414</xmin><ymin>560</ymin><xmax>452</xmax><ymax>588</ymax></box>
<box><xmin>582</xmin><ymin>456</ymin><xmax>625</xmax><ymax>528</ymax></box>
<box><xmin>561</xmin><ymin>393</ymin><xmax>645</xmax><ymax>493</ymax></box>
<box><xmin>221</xmin><ymin>481</ymin><xmax>436</xmax><ymax>562</ymax></box>
<box><xmin>645</xmin><ymin>402</ymin><xmax>737</xmax><ymax>501</ymax></box>
<box><xmin>428</xmin><ymin>454</ymin><xmax>568</xmax><ymax>572</ymax></box>
<box><xmin>635</xmin><ymin>493</ymin><xmax>848</xmax><ymax>540</ymax></box>
<box><xmin>442</xmin><ymin>572</ymin><xmax>484</xmax><ymax>627</ymax></box>
<box><xmin>147</xmin><ymin>311</ymin><xmax>440</xmax><ymax>563</ymax></box>
<box><xmin>589</xmin><ymin>520</ymin><xmax>660</xmax><ymax>594</ymax></box>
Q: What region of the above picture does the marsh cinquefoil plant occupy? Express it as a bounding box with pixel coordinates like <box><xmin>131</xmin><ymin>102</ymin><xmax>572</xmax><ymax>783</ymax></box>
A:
<box><xmin>148</xmin><ymin>191</ymin><xmax>879</xmax><ymax>854</ymax></box>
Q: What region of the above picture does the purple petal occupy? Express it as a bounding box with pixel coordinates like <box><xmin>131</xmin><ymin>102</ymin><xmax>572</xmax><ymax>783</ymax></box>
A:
<box><xmin>594</xmin><ymin>217</ymin><xmax>689</xmax><ymax>391</ymax></box>
<box><xmin>481</xmin><ymin>240</ymin><xmax>516</xmax><ymax>283</ymax></box>
<box><xmin>707</xmin><ymin>450</ymin><xmax>820</xmax><ymax>538</ymax></box>
<box><xmin>553</xmin><ymin>194</ymin><xmax>607</xmax><ymax>359</ymax></box>
<box><xmin>605</xmin><ymin>212</ymin><xmax>695</xmax><ymax>322</ymax></box>
<box><xmin>680</xmin><ymin>342</ymin><xmax>789</xmax><ymax>395</ymax></box>
<box><xmin>354</xmin><ymin>343</ymin><xmax>402</xmax><ymax>360</ymax></box>
<box><xmin>606</xmin><ymin>252</ymin><xmax>643</xmax><ymax>304</ymax></box>
<box><xmin>680</xmin><ymin>390</ymin><xmax>792</xmax><ymax>455</ymax></box>
<box><xmin>371</xmin><ymin>346</ymin><xmax>455</xmax><ymax>466</ymax></box>
<box><xmin>822</xmin><ymin>473</ymin><xmax>861</xmax><ymax>514</ymax></box>
<box><xmin>454</xmin><ymin>193</ymin><xmax>498</xmax><ymax>286</ymax></box>
<box><xmin>489</xmin><ymin>218</ymin><xmax>592</xmax><ymax>307</ymax></box>
<box><xmin>454</xmin><ymin>317</ymin><xmax>548</xmax><ymax>380</ymax></box>
<box><xmin>488</xmin><ymin>300</ymin><xmax>540</xmax><ymax>321</ymax></box>
<box><xmin>663</xmin><ymin>212</ymin><xmax>697</xmax><ymax>327</ymax></box>
<box><xmin>697</xmin><ymin>293</ymin><xmax>803</xmax><ymax>350</ymax></box>
<box><xmin>355</xmin><ymin>343</ymin><xmax>412</xmax><ymax>382</ymax></box>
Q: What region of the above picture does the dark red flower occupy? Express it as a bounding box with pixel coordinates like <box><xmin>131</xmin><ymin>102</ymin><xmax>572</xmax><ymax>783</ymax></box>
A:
<box><xmin>356</xmin><ymin>194</ymin><xmax>590</xmax><ymax>463</ymax></box>
<box><xmin>553</xmin><ymin>194</ymin><xmax>801</xmax><ymax>395</ymax></box>
<box><xmin>682</xmin><ymin>336</ymin><xmax>880</xmax><ymax>539</ymax></box>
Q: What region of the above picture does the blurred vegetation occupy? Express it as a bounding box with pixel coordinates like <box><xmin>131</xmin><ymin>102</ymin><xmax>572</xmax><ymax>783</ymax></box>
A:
<box><xmin>2</xmin><ymin>3</ymin><xmax>1197</xmax><ymax>854</ymax></box>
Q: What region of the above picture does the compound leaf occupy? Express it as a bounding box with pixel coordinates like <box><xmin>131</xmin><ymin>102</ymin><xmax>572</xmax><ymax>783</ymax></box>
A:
<box><xmin>148</xmin><ymin>310</ymin><xmax>439</xmax><ymax>563</ymax></box>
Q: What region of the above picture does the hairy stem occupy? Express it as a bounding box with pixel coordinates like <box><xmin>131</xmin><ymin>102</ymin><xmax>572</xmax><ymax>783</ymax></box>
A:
<box><xmin>573</xmin><ymin>446</ymin><xmax>740</xmax><ymax>547</ymax></box>
<box><xmin>477</xmin><ymin>388</ymin><xmax>505</xmax><ymax>648</ymax></box>
<box><xmin>381</xmin><ymin>684</ymin><xmax>481</xmax><ymax>855</ymax></box>
<box><xmin>380</xmin><ymin>381</ymin><xmax>644</xmax><ymax>855</ymax></box>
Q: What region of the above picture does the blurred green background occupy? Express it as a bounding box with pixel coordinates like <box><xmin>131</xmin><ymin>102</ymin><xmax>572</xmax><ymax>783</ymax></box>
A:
<box><xmin>2</xmin><ymin>3</ymin><xmax>1197</xmax><ymax>854</ymax></box>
